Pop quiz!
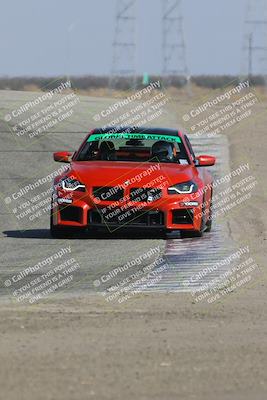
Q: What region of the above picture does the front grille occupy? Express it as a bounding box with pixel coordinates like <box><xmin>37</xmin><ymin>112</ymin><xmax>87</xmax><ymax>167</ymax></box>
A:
<box><xmin>88</xmin><ymin>209</ymin><xmax>164</xmax><ymax>227</ymax></box>
<box><xmin>172</xmin><ymin>209</ymin><xmax>194</xmax><ymax>225</ymax></box>
<box><xmin>93</xmin><ymin>186</ymin><xmax>124</xmax><ymax>202</ymax></box>
<box><xmin>130</xmin><ymin>187</ymin><xmax>162</xmax><ymax>202</ymax></box>
<box><xmin>60</xmin><ymin>205</ymin><xmax>82</xmax><ymax>222</ymax></box>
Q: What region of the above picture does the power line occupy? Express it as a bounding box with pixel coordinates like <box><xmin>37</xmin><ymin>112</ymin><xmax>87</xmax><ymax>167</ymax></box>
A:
<box><xmin>242</xmin><ymin>0</ymin><xmax>267</xmax><ymax>85</ymax></box>
<box><xmin>161</xmin><ymin>0</ymin><xmax>190</xmax><ymax>90</ymax></box>
<box><xmin>109</xmin><ymin>0</ymin><xmax>137</xmax><ymax>90</ymax></box>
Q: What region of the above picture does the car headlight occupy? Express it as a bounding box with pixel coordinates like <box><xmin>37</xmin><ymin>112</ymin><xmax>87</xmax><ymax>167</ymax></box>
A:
<box><xmin>58</xmin><ymin>177</ymin><xmax>86</xmax><ymax>192</ymax></box>
<box><xmin>168</xmin><ymin>181</ymin><xmax>198</xmax><ymax>194</ymax></box>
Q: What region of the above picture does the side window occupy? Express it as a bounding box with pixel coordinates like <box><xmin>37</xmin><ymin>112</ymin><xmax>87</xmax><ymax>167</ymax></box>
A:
<box><xmin>184</xmin><ymin>135</ymin><xmax>196</xmax><ymax>161</ymax></box>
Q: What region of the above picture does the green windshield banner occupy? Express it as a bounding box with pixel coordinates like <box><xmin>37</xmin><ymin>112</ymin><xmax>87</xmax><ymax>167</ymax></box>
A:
<box><xmin>88</xmin><ymin>133</ymin><xmax>181</xmax><ymax>143</ymax></box>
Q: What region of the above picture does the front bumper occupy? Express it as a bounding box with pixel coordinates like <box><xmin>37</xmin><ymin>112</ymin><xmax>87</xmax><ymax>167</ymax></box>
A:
<box><xmin>52</xmin><ymin>192</ymin><xmax>203</xmax><ymax>231</ymax></box>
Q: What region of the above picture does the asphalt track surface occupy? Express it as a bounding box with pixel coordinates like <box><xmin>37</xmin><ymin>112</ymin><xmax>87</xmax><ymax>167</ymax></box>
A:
<box><xmin>0</xmin><ymin>90</ymin><xmax>236</xmax><ymax>304</ymax></box>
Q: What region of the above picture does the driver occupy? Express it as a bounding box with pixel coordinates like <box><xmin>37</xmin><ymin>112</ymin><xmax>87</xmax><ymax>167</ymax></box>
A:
<box><xmin>151</xmin><ymin>140</ymin><xmax>178</xmax><ymax>162</ymax></box>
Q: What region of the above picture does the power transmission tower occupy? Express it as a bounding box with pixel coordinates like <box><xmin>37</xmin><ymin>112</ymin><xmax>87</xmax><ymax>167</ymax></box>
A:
<box><xmin>242</xmin><ymin>0</ymin><xmax>267</xmax><ymax>85</ymax></box>
<box><xmin>109</xmin><ymin>0</ymin><xmax>137</xmax><ymax>90</ymax></box>
<box><xmin>162</xmin><ymin>0</ymin><xmax>190</xmax><ymax>90</ymax></box>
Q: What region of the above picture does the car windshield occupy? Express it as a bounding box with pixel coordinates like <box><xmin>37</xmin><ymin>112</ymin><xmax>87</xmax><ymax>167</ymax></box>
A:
<box><xmin>76</xmin><ymin>132</ymin><xmax>190</xmax><ymax>164</ymax></box>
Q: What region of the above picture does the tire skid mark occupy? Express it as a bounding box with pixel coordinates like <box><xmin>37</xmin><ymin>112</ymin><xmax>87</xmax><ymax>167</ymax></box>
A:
<box><xmin>138</xmin><ymin>134</ymin><xmax>237</xmax><ymax>293</ymax></box>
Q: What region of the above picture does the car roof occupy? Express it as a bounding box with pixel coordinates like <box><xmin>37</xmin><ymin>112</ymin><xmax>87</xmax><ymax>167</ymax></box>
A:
<box><xmin>92</xmin><ymin>126</ymin><xmax>182</xmax><ymax>137</ymax></box>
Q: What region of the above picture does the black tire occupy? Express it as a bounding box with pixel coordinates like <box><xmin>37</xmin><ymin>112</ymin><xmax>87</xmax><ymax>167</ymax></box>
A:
<box><xmin>165</xmin><ymin>229</ymin><xmax>180</xmax><ymax>239</ymax></box>
<box><xmin>180</xmin><ymin>228</ymin><xmax>203</xmax><ymax>238</ymax></box>
<box><xmin>205</xmin><ymin>197</ymin><xmax>213</xmax><ymax>233</ymax></box>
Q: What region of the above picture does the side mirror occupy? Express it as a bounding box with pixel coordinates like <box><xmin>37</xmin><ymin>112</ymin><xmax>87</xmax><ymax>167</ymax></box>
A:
<box><xmin>53</xmin><ymin>151</ymin><xmax>72</xmax><ymax>163</ymax></box>
<box><xmin>195</xmin><ymin>155</ymin><xmax>216</xmax><ymax>167</ymax></box>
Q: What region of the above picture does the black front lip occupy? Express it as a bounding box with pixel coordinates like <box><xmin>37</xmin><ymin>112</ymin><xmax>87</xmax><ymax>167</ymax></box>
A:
<box><xmin>87</xmin><ymin>222</ymin><xmax>165</xmax><ymax>229</ymax></box>
<box><xmin>88</xmin><ymin>209</ymin><xmax>165</xmax><ymax>229</ymax></box>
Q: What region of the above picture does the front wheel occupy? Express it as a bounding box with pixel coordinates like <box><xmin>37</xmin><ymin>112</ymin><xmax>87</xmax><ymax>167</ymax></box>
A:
<box><xmin>165</xmin><ymin>229</ymin><xmax>180</xmax><ymax>239</ymax></box>
<box><xmin>205</xmin><ymin>197</ymin><xmax>213</xmax><ymax>233</ymax></box>
<box><xmin>180</xmin><ymin>229</ymin><xmax>203</xmax><ymax>238</ymax></box>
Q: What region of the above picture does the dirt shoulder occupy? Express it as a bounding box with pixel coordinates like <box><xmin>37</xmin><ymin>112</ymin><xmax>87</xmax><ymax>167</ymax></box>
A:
<box><xmin>0</xmin><ymin>288</ymin><xmax>266</xmax><ymax>400</ymax></box>
<box><xmin>226</xmin><ymin>101</ymin><xmax>267</xmax><ymax>266</ymax></box>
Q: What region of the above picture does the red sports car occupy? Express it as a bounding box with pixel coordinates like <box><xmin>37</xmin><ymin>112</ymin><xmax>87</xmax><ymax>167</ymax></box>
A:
<box><xmin>50</xmin><ymin>127</ymin><xmax>215</xmax><ymax>238</ymax></box>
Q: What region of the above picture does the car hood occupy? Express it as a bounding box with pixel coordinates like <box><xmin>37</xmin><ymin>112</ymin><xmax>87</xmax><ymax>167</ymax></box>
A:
<box><xmin>69</xmin><ymin>161</ymin><xmax>198</xmax><ymax>187</ymax></box>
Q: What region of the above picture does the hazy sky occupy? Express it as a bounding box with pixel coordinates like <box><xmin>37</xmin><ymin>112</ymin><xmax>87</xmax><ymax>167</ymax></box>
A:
<box><xmin>0</xmin><ymin>0</ymin><xmax>249</xmax><ymax>76</ymax></box>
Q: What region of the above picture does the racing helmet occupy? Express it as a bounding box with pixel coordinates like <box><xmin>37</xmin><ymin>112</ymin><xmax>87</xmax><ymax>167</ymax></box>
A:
<box><xmin>151</xmin><ymin>140</ymin><xmax>175</xmax><ymax>162</ymax></box>
<box><xmin>99</xmin><ymin>141</ymin><xmax>116</xmax><ymax>160</ymax></box>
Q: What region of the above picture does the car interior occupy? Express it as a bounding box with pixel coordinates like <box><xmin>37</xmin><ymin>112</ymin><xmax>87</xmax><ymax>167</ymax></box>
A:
<box><xmin>77</xmin><ymin>138</ymin><xmax>190</xmax><ymax>164</ymax></box>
